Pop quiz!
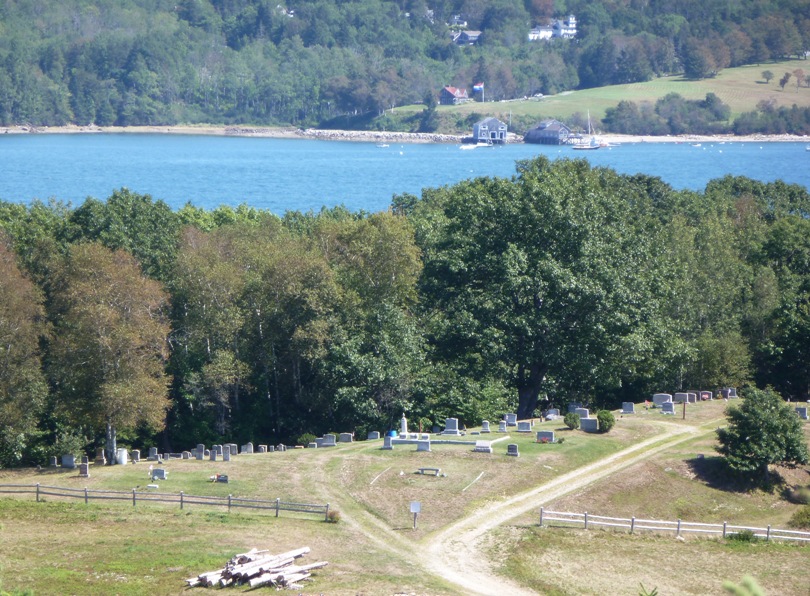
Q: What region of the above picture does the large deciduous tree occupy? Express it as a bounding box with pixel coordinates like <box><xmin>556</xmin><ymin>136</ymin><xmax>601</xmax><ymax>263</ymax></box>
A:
<box><xmin>49</xmin><ymin>242</ymin><xmax>170</xmax><ymax>463</ymax></box>
<box><xmin>0</xmin><ymin>236</ymin><xmax>48</xmax><ymax>466</ymax></box>
<box><xmin>716</xmin><ymin>387</ymin><xmax>809</xmax><ymax>479</ymax></box>
<box><xmin>409</xmin><ymin>157</ymin><xmax>674</xmax><ymax>418</ymax></box>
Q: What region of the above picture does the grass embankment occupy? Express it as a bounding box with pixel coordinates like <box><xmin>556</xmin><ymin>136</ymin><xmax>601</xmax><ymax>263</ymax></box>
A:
<box><xmin>0</xmin><ymin>399</ymin><xmax>808</xmax><ymax>595</ymax></box>
<box><xmin>387</xmin><ymin>58</ymin><xmax>810</xmax><ymax>135</ymax></box>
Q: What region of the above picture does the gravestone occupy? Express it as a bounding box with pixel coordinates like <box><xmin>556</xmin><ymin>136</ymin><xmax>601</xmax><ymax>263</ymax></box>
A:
<box><xmin>79</xmin><ymin>463</ymin><xmax>90</xmax><ymax>478</ymax></box>
<box><xmin>474</xmin><ymin>440</ymin><xmax>493</xmax><ymax>453</ymax></box>
<box><xmin>498</xmin><ymin>420</ymin><xmax>507</xmax><ymax>433</ymax></box>
<box><xmin>95</xmin><ymin>448</ymin><xmax>106</xmax><ymax>465</ymax></box>
<box><xmin>240</xmin><ymin>442</ymin><xmax>253</xmax><ymax>454</ymax></box>
<box><xmin>116</xmin><ymin>448</ymin><xmax>128</xmax><ymax>465</ymax></box>
<box><xmin>652</xmin><ymin>393</ymin><xmax>672</xmax><ymax>406</ymax></box>
<box><xmin>545</xmin><ymin>408</ymin><xmax>560</xmax><ymax>420</ymax></box>
<box><xmin>131</xmin><ymin>449</ymin><xmax>140</xmax><ymax>463</ymax></box>
<box><xmin>537</xmin><ymin>431</ymin><xmax>555</xmax><ymax>443</ymax></box>
<box><xmin>212</xmin><ymin>444</ymin><xmax>222</xmax><ymax>456</ymax></box>
<box><xmin>223</xmin><ymin>449</ymin><xmax>230</xmax><ymax>462</ymax></box>
<box><xmin>182</xmin><ymin>451</ymin><xmax>191</xmax><ymax>459</ymax></box>
<box><xmin>382</xmin><ymin>436</ymin><xmax>393</xmax><ymax>450</ymax></box>
<box><xmin>700</xmin><ymin>391</ymin><xmax>713</xmax><ymax>401</ymax></box>
<box><xmin>267</xmin><ymin>445</ymin><xmax>275</xmax><ymax>453</ymax></box>
<box><xmin>567</xmin><ymin>402</ymin><xmax>583</xmax><ymax>413</ymax></box>
<box><xmin>196</xmin><ymin>444</ymin><xmax>205</xmax><ymax>460</ymax></box>
<box><xmin>49</xmin><ymin>456</ymin><xmax>58</xmax><ymax>467</ymax></box>
<box><xmin>420</xmin><ymin>433</ymin><xmax>431</xmax><ymax>440</ymax></box>
<box><xmin>416</xmin><ymin>440</ymin><xmax>431</xmax><ymax>452</ymax></box>
<box><xmin>308</xmin><ymin>442</ymin><xmax>318</xmax><ymax>448</ymax></box>
<box><xmin>339</xmin><ymin>433</ymin><xmax>353</xmax><ymax>443</ymax></box>
<box><xmin>367</xmin><ymin>431</ymin><xmax>381</xmax><ymax>440</ymax></box>
<box><xmin>661</xmin><ymin>401</ymin><xmax>676</xmax><ymax>415</ymax></box>
<box><xmin>728</xmin><ymin>387</ymin><xmax>738</xmax><ymax>398</ymax></box>
<box><xmin>203</xmin><ymin>450</ymin><xmax>210</xmax><ymax>458</ymax></box>
<box><xmin>210</xmin><ymin>450</ymin><xmax>218</xmax><ymax>461</ymax></box>
<box><xmin>227</xmin><ymin>443</ymin><xmax>238</xmax><ymax>456</ymax></box>
<box><xmin>81</xmin><ymin>455</ymin><xmax>89</xmax><ymax>465</ymax></box>
<box><xmin>504</xmin><ymin>413</ymin><xmax>518</xmax><ymax>426</ymax></box>
<box><xmin>622</xmin><ymin>402</ymin><xmax>635</xmax><ymax>414</ymax></box>
<box><xmin>481</xmin><ymin>420</ymin><xmax>491</xmax><ymax>433</ymax></box>
<box><xmin>276</xmin><ymin>444</ymin><xmax>286</xmax><ymax>452</ymax></box>
<box><xmin>442</xmin><ymin>418</ymin><xmax>462</xmax><ymax>436</ymax></box>
<box><xmin>258</xmin><ymin>445</ymin><xmax>267</xmax><ymax>453</ymax></box>
<box><xmin>506</xmin><ymin>444</ymin><xmax>519</xmax><ymax>457</ymax></box>
<box><xmin>580</xmin><ymin>418</ymin><xmax>599</xmax><ymax>433</ymax></box>
<box><xmin>687</xmin><ymin>392</ymin><xmax>697</xmax><ymax>403</ymax></box>
<box><xmin>151</xmin><ymin>468</ymin><xmax>167</xmax><ymax>481</ymax></box>
<box><xmin>796</xmin><ymin>407</ymin><xmax>808</xmax><ymax>420</ymax></box>
<box><xmin>147</xmin><ymin>447</ymin><xmax>159</xmax><ymax>461</ymax></box>
<box><xmin>401</xmin><ymin>413</ymin><xmax>409</xmax><ymax>435</ymax></box>
<box><xmin>673</xmin><ymin>392</ymin><xmax>689</xmax><ymax>403</ymax></box>
<box><xmin>575</xmin><ymin>408</ymin><xmax>589</xmax><ymax>419</ymax></box>
<box><xmin>322</xmin><ymin>434</ymin><xmax>337</xmax><ymax>447</ymax></box>
<box><xmin>517</xmin><ymin>421</ymin><xmax>532</xmax><ymax>433</ymax></box>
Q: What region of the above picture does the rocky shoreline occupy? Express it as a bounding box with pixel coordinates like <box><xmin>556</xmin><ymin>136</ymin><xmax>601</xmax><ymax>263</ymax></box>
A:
<box><xmin>2</xmin><ymin>124</ymin><xmax>808</xmax><ymax>145</ymax></box>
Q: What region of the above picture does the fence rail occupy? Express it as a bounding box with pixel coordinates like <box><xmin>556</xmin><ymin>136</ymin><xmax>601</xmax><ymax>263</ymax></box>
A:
<box><xmin>0</xmin><ymin>483</ymin><xmax>330</xmax><ymax>521</ymax></box>
<box><xmin>538</xmin><ymin>508</ymin><xmax>810</xmax><ymax>543</ymax></box>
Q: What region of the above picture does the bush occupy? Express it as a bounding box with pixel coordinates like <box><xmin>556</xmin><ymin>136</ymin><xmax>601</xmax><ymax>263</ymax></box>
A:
<box><xmin>727</xmin><ymin>529</ymin><xmax>758</xmax><ymax>542</ymax></box>
<box><xmin>326</xmin><ymin>509</ymin><xmax>341</xmax><ymax>523</ymax></box>
<box><xmin>596</xmin><ymin>410</ymin><xmax>616</xmax><ymax>433</ymax></box>
<box><xmin>564</xmin><ymin>413</ymin><xmax>580</xmax><ymax>430</ymax></box>
<box><xmin>297</xmin><ymin>433</ymin><xmax>317</xmax><ymax>446</ymax></box>
<box><xmin>786</xmin><ymin>486</ymin><xmax>810</xmax><ymax>505</ymax></box>
<box><xmin>789</xmin><ymin>504</ymin><xmax>810</xmax><ymax>529</ymax></box>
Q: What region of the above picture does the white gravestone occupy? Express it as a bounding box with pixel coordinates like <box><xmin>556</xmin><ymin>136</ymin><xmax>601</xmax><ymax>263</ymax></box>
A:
<box><xmin>196</xmin><ymin>444</ymin><xmax>205</xmax><ymax>460</ymax></box>
<box><xmin>323</xmin><ymin>434</ymin><xmax>337</xmax><ymax>447</ymax></box>
<box><xmin>481</xmin><ymin>421</ymin><xmax>491</xmax><ymax>433</ymax></box>
<box><xmin>575</xmin><ymin>408</ymin><xmax>589</xmax><ymax>419</ymax></box>
<box><xmin>504</xmin><ymin>413</ymin><xmax>518</xmax><ymax>426</ymax></box>
<box><xmin>498</xmin><ymin>420</ymin><xmax>507</xmax><ymax>432</ymax></box>
<box><xmin>382</xmin><ymin>436</ymin><xmax>393</xmax><ymax>450</ymax></box>
<box><xmin>545</xmin><ymin>408</ymin><xmax>560</xmax><ymax>420</ymax></box>
<box><xmin>473</xmin><ymin>440</ymin><xmax>493</xmax><ymax>453</ymax></box>
<box><xmin>339</xmin><ymin>433</ymin><xmax>353</xmax><ymax>443</ymax></box>
<box><xmin>661</xmin><ymin>401</ymin><xmax>676</xmax><ymax>415</ymax></box>
<box><xmin>700</xmin><ymin>391</ymin><xmax>713</xmax><ymax>401</ymax></box>
<box><xmin>367</xmin><ymin>431</ymin><xmax>380</xmax><ymax>440</ymax></box>
<box><xmin>116</xmin><ymin>448</ymin><xmax>128</xmax><ymax>465</ymax></box>
<box><xmin>416</xmin><ymin>440</ymin><xmax>431</xmax><ymax>452</ymax></box>
<box><xmin>442</xmin><ymin>418</ymin><xmax>462</xmax><ymax>436</ymax></box>
<box><xmin>517</xmin><ymin>421</ymin><xmax>532</xmax><ymax>433</ymax></box>
<box><xmin>652</xmin><ymin>393</ymin><xmax>672</xmax><ymax>406</ymax></box>
<box><xmin>401</xmin><ymin>413</ymin><xmax>408</xmax><ymax>436</ymax></box>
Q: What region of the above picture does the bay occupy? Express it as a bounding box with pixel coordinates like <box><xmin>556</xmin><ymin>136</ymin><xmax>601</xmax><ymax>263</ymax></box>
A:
<box><xmin>1</xmin><ymin>133</ymin><xmax>808</xmax><ymax>213</ymax></box>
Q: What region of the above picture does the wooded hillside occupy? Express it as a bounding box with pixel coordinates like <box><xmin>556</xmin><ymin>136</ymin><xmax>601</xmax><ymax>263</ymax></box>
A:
<box><xmin>1</xmin><ymin>0</ymin><xmax>808</xmax><ymax>128</ymax></box>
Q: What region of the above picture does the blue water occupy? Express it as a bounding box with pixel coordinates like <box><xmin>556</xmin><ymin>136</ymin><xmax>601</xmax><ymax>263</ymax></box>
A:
<box><xmin>1</xmin><ymin>134</ymin><xmax>807</xmax><ymax>213</ymax></box>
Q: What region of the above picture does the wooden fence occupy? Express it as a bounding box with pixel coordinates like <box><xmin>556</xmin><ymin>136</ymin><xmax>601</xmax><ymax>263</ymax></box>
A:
<box><xmin>538</xmin><ymin>508</ymin><xmax>810</xmax><ymax>543</ymax></box>
<box><xmin>0</xmin><ymin>483</ymin><xmax>330</xmax><ymax>521</ymax></box>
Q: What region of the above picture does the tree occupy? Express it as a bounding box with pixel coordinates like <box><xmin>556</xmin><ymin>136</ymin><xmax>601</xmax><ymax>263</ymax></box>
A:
<box><xmin>410</xmin><ymin>157</ymin><xmax>675</xmax><ymax>419</ymax></box>
<box><xmin>49</xmin><ymin>243</ymin><xmax>171</xmax><ymax>464</ymax></box>
<box><xmin>715</xmin><ymin>387</ymin><xmax>809</xmax><ymax>480</ymax></box>
<box><xmin>564</xmin><ymin>412</ymin><xmax>580</xmax><ymax>430</ymax></box>
<box><xmin>762</xmin><ymin>70</ymin><xmax>774</xmax><ymax>84</ymax></box>
<box><xmin>779</xmin><ymin>72</ymin><xmax>791</xmax><ymax>91</ymax></box>
<box><xmin>0</xmin><ymin>236</ymin><xmax>48</xmax><ymax>466</ymax></box>
<box><xmin>793</xmin><ymin>69</ymin><xmax>805</xmax><ymax>92</ymax></box>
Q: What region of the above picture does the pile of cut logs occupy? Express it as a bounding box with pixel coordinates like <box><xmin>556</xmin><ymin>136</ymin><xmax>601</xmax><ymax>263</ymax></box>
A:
<box><xmin>186</xmin><ymin>546</ymin><xmax>327</xmax><ymax>589</ymax></box>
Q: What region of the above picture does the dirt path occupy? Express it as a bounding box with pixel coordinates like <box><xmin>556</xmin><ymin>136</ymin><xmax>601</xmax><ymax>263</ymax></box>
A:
<box><xmin>415</xmin><ymin>422</ymin><xmax>716</xmax><ymax>596</ymax></box>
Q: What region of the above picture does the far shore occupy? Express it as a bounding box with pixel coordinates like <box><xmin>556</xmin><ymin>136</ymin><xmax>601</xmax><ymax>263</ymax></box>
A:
<box><xmin>2</xmin><ymin>124</ymin><xmax>809</xmax><ymax>145</ymax></box>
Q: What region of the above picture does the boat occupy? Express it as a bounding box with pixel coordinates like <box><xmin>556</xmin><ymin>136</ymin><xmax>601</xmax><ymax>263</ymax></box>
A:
<box><xmin>572</xmin><ymin>111</ymin><xmax>604</xmax><ymax>150</ymax></box>
<box><xmin>376</xmin><ymin>143</ymin><xmax>389</xmax><ymax>148</ymax></box>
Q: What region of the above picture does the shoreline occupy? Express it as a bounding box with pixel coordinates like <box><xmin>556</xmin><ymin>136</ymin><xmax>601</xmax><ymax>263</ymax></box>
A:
<box><xmin>1</xmin><ymin>124</ymin><xmax>808</xmax><ymax>145</ymax></box>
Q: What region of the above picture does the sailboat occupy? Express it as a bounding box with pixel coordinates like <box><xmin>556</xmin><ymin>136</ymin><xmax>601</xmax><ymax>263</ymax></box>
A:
<box><xmin>572</xmin><ymin>111</ymin><xmax>604</xmax><ymax>150</ymax></box>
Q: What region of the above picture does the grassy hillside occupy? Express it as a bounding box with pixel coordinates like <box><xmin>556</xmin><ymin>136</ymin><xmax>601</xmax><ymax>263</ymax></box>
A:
<box><xmin>384</xmin><ymin>59</ymin><xmax>810</xmax><ymax>135</ymax></box>
<box><xmin>0</xmin><ymin>399</ymin><xmax>808</xmax><ymax>594</ymax></box>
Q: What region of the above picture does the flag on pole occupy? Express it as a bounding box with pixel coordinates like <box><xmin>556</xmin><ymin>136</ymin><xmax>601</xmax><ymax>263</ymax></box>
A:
<box><xmin>473</xmin><ymin>82</ymin><xmax>484</xmax><ymax>92</ymax></box>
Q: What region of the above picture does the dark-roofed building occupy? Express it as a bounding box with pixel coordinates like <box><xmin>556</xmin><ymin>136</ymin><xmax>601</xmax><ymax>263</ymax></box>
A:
<box><xmin>524</xmin><ymin>119</ymin><xmax>572</xmax><ymax>145</ymax></box>
<box><xmin>440</xmin><ymin>86</ymin><xmax>469</xmax><ymax>105</ymax></box>
<box><xmin>472</xmin><ymin>117</ymin><xmax>507</xmax><ymax>144</ymax></box>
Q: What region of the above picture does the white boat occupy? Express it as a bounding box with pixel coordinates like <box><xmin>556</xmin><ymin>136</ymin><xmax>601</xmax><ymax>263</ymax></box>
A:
<box><xmin>376</xmin><ymin>143</ymin><xmax>389</xmax><ymax>148</ymax></box>
<box><xmin>572</xmin><ymin>111</ymin><xmax>604</xmax><ymax>150</ymax></box>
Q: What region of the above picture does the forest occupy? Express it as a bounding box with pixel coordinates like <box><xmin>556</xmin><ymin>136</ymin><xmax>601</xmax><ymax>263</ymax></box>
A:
<box><xmin>1</xmin><ymin>157</ymin><xmax>809</xmax><ymax>466</ymax></box>
<box><xmin>1</xmin><ymin>0</ymin><xmax>809</xmax><ymax>130</ymax></box>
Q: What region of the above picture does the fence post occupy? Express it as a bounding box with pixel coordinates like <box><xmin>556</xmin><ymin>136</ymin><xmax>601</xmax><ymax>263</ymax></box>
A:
<box><xmin>84</xmin><ymin>487</ymin><xmax>89</xmax><ymax>505</ymax></box>
<box><xmin>584</xmin><ymin>511</ymin><xmax>588</xmax><ymax>530</ymax></box>
<box><xmin>275</xmin><ymin>497</ymin><xmax>280</xmax><ymax>518</ymax></box>
<box><xmin>132</xmin><ymin>488</ymin><xmax>136</xmax><ymax>507</ymax></box>
<box><xmin>722</xmin><ymin>521</ymin><xmax>727</xmax><ymax>538</ymax></box>
<box><xmin>539</xmin><ymin>507</ymin><xmax>544</xmax><ymax>527</ymax></box>
<box><xmin>630</xmin><ymin>516</ymin><xmax>635</xmax><ymax>534</ymax></box>
<box><xmin>324</xmin><ymin>503</ymin><xmax>330</xmax><ymax>522</ymax></box>
<box><xmin>677</xmin><ymin>519</ymin><xmax>681</xmax><ymax>537</ymax></box>
<box><xmin>180</xmin><ymin>491</ymin><xmax>184</xmax><ymax>510</ymax></box>
<box><xmin>228</xmin><ymin>494</ymin><xmax>232</xmax><ymax>513</ymax></box>
<box><xmin>36</xmin><ymin>483</ymin><xmax>40</xmax><ymax>503</ymax></box>
<box><xmin>766</xmin><ymin>525</ymin><xmax>771</xmax><ymax>541</ymax></box>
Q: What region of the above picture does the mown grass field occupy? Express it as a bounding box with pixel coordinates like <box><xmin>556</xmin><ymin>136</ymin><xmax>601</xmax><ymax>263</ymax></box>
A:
<box><xmin>390</xmin><ymin>58</ymin><xmax>810</xmax><ymax>134</ymax></box>
<box><xmin>0</xmin><ymin>399</ymin><xmax>808</xmax><ymax>595</ymax></box>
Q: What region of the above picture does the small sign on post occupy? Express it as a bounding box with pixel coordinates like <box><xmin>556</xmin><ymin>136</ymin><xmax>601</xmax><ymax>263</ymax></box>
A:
<box><xmin>410</xmin><ymin>501</ymin><xmax>421</xmax><ymax>530</ymax></box>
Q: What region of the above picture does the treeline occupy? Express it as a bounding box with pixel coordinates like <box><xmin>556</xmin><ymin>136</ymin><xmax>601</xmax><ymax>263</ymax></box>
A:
<box><xmin>0</xmin><ymin>0</ymin><xmax>808</xmax><ymax>128</ymax></box>
<box><xmin>2</xmin><ymin>159</ymin><xmax>810</xmax><ymax>466</ymax></box>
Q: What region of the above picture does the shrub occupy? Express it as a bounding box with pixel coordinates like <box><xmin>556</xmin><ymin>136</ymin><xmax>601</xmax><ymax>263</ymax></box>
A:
<box><xmin>297</xmin><ymin>433</ymin><xmax>317</xmax><ymax>446</ymax></box>
<box><xmin>326</xmin><ymin>509</ymin><xmax>341</xmax><ymax>523</ymax></box>
<box><xmin>727</xmin><ymin>529</ymin><xmax>758</xmax><ymax>542</ymax></box>
<box><xmin>564</xmin><ymin>413</ymin><xmax>580</xmax><ymax>430</ymax></box>
<box><xmin>789</xmin><ymin>504</ymin><xmax>810</xmax><ymax>529</ymax></box>
<box><xmin>557</xmin><ymin>436</ymin><xmax>565</xmax><ymax>444</ymax></box>
<box><xmin>786</xmin><ymin>486</ymin><xmax>810</xmax><ymax>505</ymax></box>
<box><xmin>596</xmin><ymin>410</ymin><xmax>616</xmax><ymax>433</ymax></box>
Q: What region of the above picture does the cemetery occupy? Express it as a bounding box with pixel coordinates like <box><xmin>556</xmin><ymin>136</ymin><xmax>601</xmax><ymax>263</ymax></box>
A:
<box><xmin>0</xmin><ymin>396</ymin><xmax>808</xmax><ymax>595</ymax></box>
